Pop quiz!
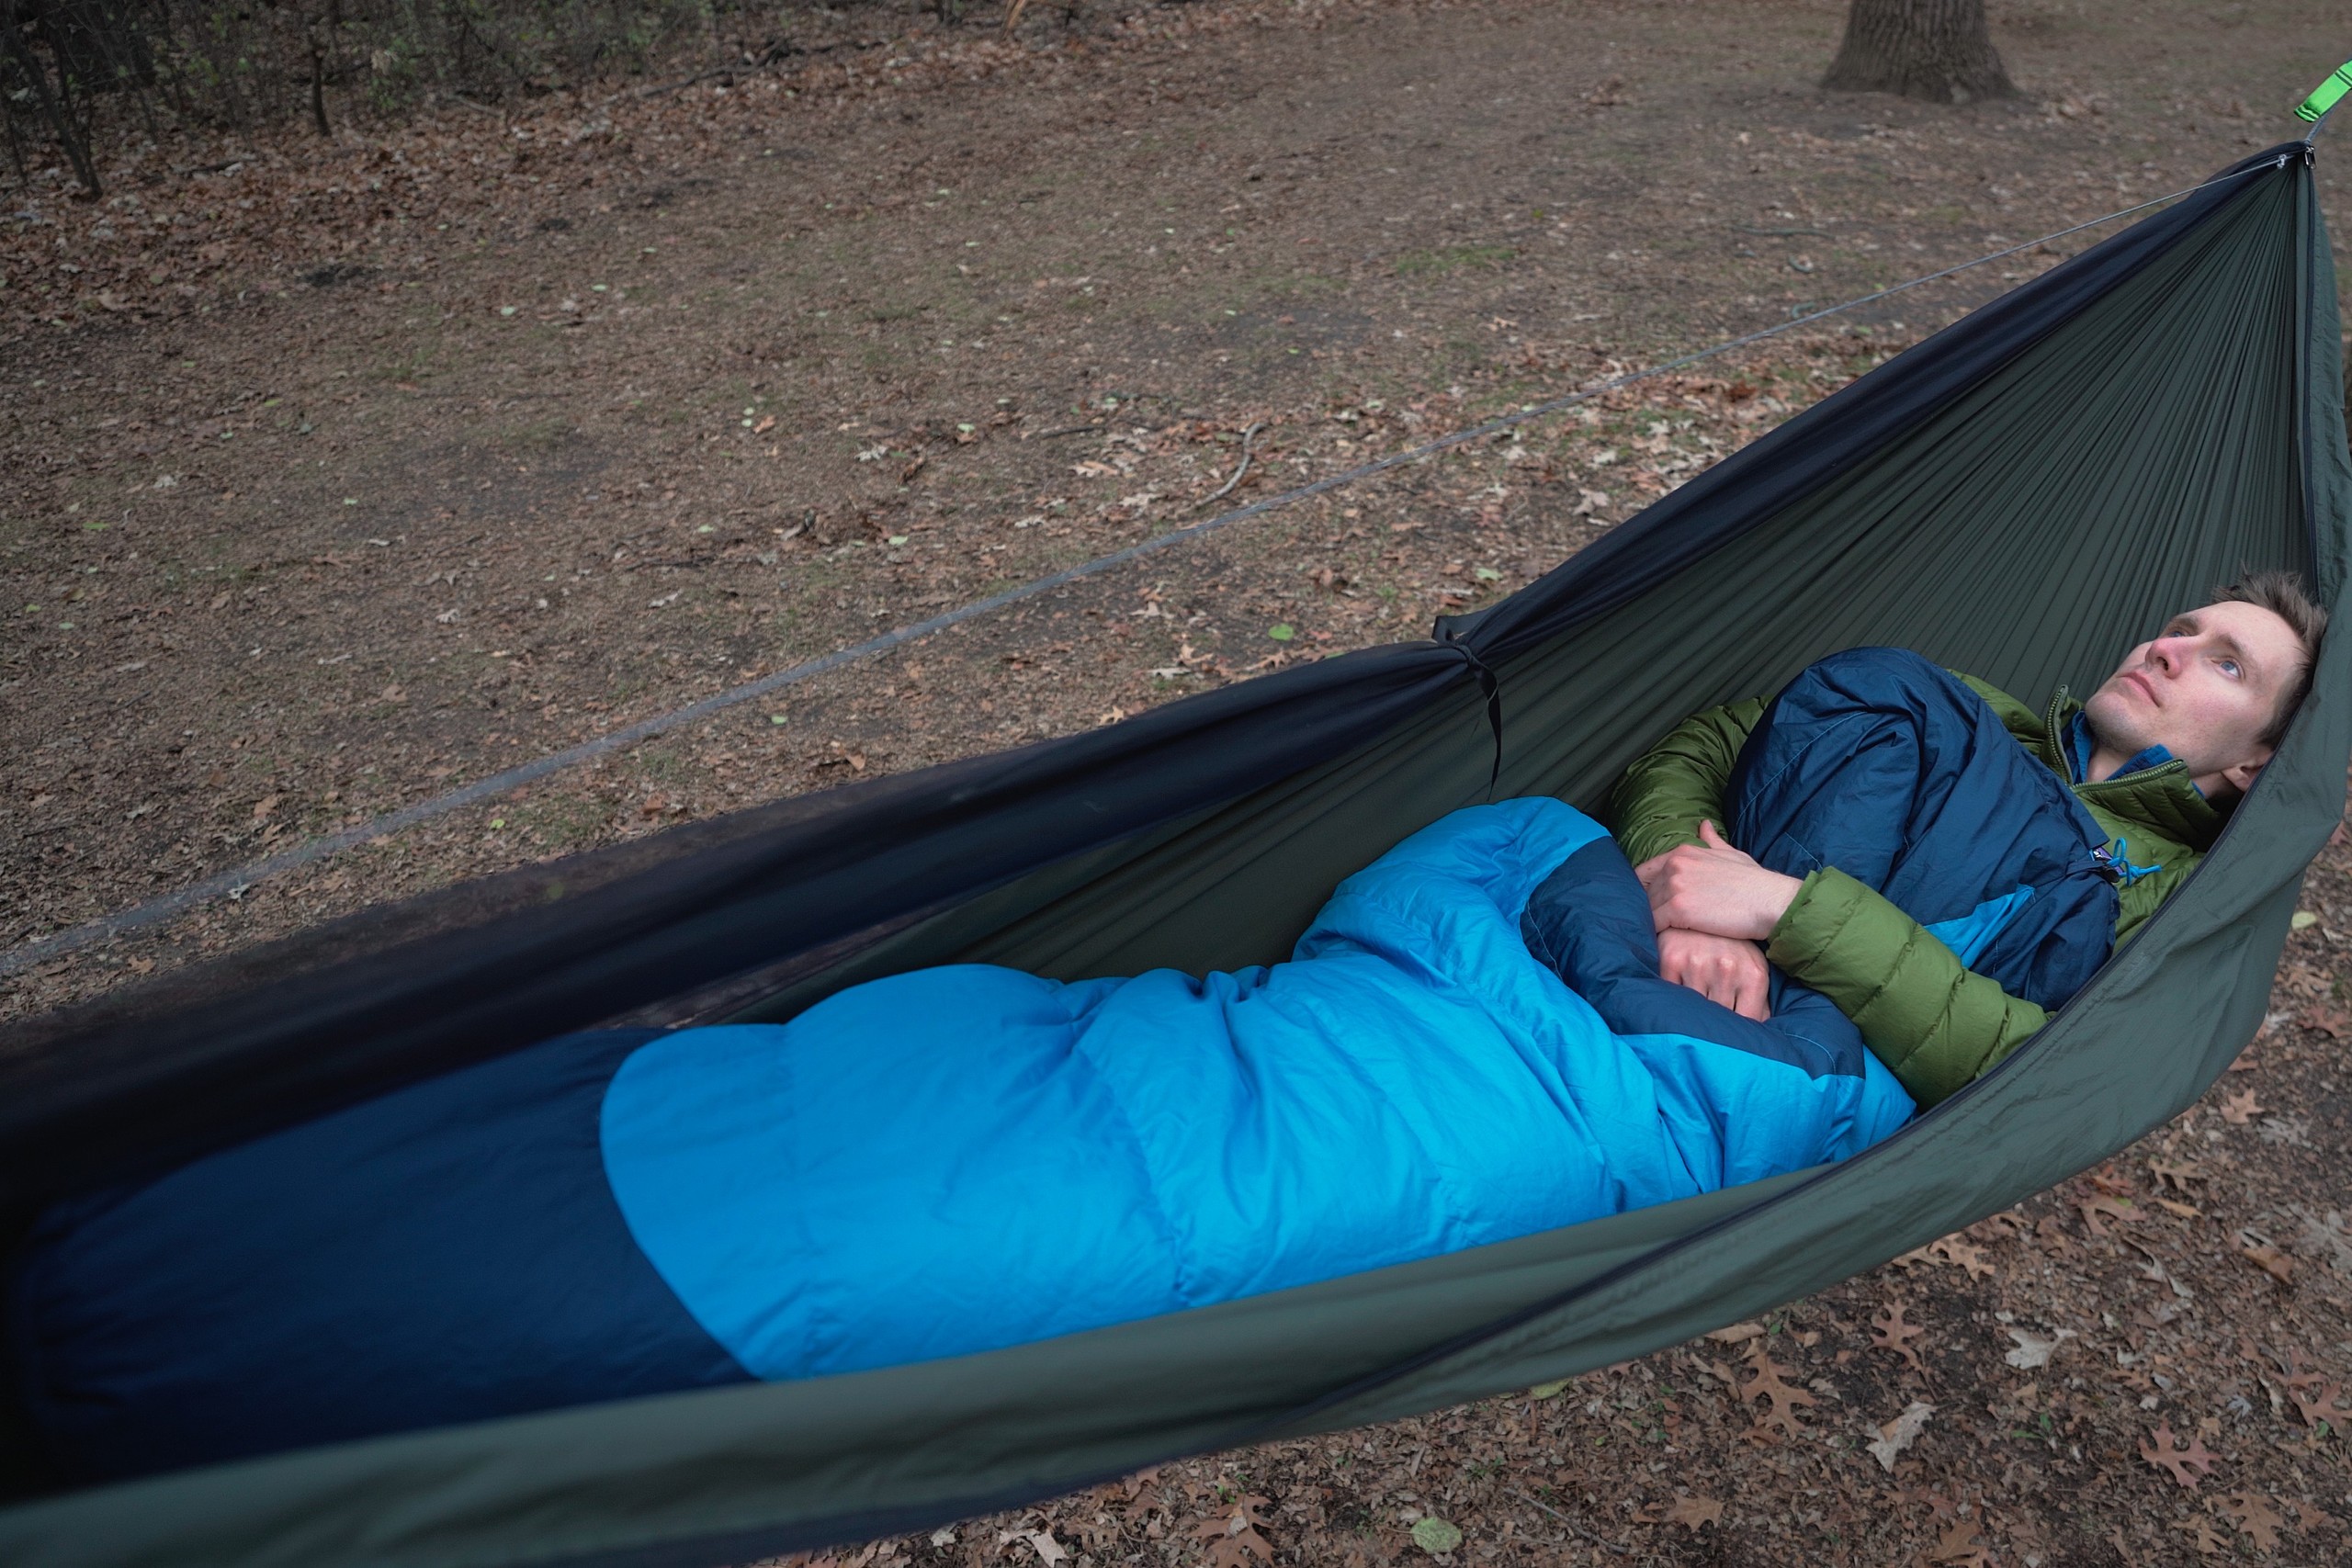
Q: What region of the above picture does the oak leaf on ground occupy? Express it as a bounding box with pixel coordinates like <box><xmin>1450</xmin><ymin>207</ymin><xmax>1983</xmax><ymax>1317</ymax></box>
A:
<box><xmin>2213</xmin><ymin>1491</ymin><xmax>2285</xmax><ymax>1551</ymax></box>
<box><xmin>2174</xmin><ymin>1515</ymin><xmax>2231</xmax><ymax>1554</ymax></box>
<box><xmin>1893</xmin><ymin>1233</ymin><xmax>1995</xmax><ymax>1276</ymax></box>
<box><xmin>2140</xmin><ymin>1421</ymin><xmax>2220</xmax><ymax>1487</ymax></box>
<box><xmin>2034</xmin><ymin>1214</ymin><xmax>2079</xmax><ymax>1254</ymax></box>
<box><xmin>1192</xmin><ymin>1495</ymin><xmax>1275</xmax><ymax>1568</ymax></box>
<box><xmin>1017</xmin><ymin>1527</ymin><xmax>1069</xmax><ymax>1565</ymax></box>
<box><xmin>1658</xmin><ymin>1495</ymin><xmax>1722</xmax><ymax>1533</ymax></box>
<box><xmin>2076</xmin><ymin>1194</ymin><xmax>2137</xmax><ymax>1237</ymax></box>
<box><xmin>1923</xmin><ymin>1518</ymin><xmax>1991</xmax><ymax>1565</ymax></box>
<box><xmin>1928</xmin><ymin>1235</ymin><xmax>1994</xmax><ymax>1278</ymax></box>
<box><xmin>2275</xmin><ymin>1346</ymin><xmax>2327</xmax><ymax>1388</ymax></box>
<box><xmin>1871</xmin><ymin>1301</ymin><xmax>1928</xmax><ymax>1373</ymax></box>
<box><xmin>1867</xmin><ymin>1400</ymin><xmax>1936</xmax><ymax>1472</ymax></box>
<box><xmin>2003</xmin><ymin>1327</ymin><xmax>2075</xmax><ymax>1370</ymax></box>
<box><xmin>1737</xmin><ymin>1343</ymin><xmax>1815</xmax><ymax>1439</ymax></box>
<box><xmin>2239</xmin><ymin>1240</ymin><xmax>2295</xmax><ymax>1284</ymax></box>
<box><xmin>2287</xmin><ymin>1380</ymin><xmax>2352</xmax><ymax>1432</ymax></box>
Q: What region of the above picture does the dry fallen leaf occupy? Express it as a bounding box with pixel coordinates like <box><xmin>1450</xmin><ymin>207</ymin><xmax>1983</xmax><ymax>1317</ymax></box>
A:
<box><xmin>2141</xmin><ymin>1420</ymin><xmax>2221</xmax><ymax>1488</ymax></box>
<box><xmin>1925</xmin><ymin>1518</ymin><xmax>1992</xmax><ymax>1565</ymax></box>
<box><xmin>1896</xmin><ymin>1235</ymin><xmax>1995</xmax><ymax>1276</ymax></box>
<box><xmin>1703</xmin><ymin>1321</ymin><xmax>1766</xmax><ymax>1346</ymax></box>
<box><xmin>2240</xmin><ymin>1241</ymin><xmax>2296</xmax><ymax>1285</ymax></box>
<box><xmin>1737</xmin><ymin>1346</ymin><xmax>1816</xmax><ymax>1440</ymax></box>
<box><xmin>2076</xmin><ymin>1194</ymin><xmax>2138</xmax><ymax>1237</ymax></box>
<box><xmin>1866</xmin><ymin>1400</ymin><xmax>1935</xmax><ymax>1472</ymax></box>
<box><xmin>2174</xmin><ymin>1515</ymin><xmax>2232</xmax><ymax>1555</ymax></box>
<box><xmin>1928</xmin><ymin>1235</ymin><xmax>1995</xmax><ymax>1278</ymax></box>
<box><xmin>2214</xmin><ymin>1491</ymin><xmax>2286</xmax><ymax>1551</ymax></box>
<box><xmin>1193</xmin><ymin>1497</ymin><xmax>1274</xmax><ymax>1568</ymax></box>
<box><xmin>2003</xmin><ymin>1327</ymin><xmax>2076</xmax><ymax>1370</ymax></box>
<box><xmin>2220</xmin><ymin>1089</ymin><xmax>2264</xmax><ymax>1124</ymax></box>
<box><xmin>1659</xmin><ymin>1495</ymin><xmax>1722</xmax><ymax>1533</ymax></box>
<box><xmin>2288</xmin><ymin>1380</ymin><xmax>2352</xmax><ymax>1432</ymax></box>
<box><xmin>2276</xmin><ymin>1346</ymin><xmax>2327</xmax><ymax>1388</ymax></box>
<box><xmin>1871</xmin><ymin>1301</ymin><xmax>1928</xmax><ymax>1373</ymax></box>
<box><xmin>2034</xmin><ymin>1214</ymin><xmax>2079</xmax><ymax>1254</ymax></box>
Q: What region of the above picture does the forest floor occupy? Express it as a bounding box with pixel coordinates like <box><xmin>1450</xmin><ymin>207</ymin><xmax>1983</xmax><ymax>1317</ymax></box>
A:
<box><xmin>5</xmin><ymin>0</ymin><xmax>2352</xmax><ymax>1562</ymax></box>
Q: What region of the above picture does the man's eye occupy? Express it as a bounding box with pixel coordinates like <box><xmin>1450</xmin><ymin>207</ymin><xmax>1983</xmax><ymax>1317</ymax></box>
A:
<box><xmin>2219</xmin><ymin>659</ymin><xmax>2242</xmax><ymax>678</ymax></box>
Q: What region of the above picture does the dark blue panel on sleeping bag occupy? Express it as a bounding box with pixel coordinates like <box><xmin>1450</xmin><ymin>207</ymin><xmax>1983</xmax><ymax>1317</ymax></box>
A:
<box><xmin>7</xmin><ymin>1029</ymin><xmax>748</xmax><ymax>1484</ymax></box>
<box><xmin>1521</xmin><ymin>838</ymin><xmax>1878</xmax><ymax>1081</ymax></box>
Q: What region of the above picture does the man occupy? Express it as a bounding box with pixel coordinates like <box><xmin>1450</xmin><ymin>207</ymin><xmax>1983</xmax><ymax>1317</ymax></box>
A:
<box><xmin>1611</xmin><ymin>571</ymin><xmax>2325</xmax><ymax>1107</ymax></box>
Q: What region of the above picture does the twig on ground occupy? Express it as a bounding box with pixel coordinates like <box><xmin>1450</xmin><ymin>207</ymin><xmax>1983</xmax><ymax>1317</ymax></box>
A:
<box><xmin>1026</xmin><ymin>423</ymin><xmax>1104</xmax><ymax>440</ymax></box>
<box><xmin>1736</xmin><ymin>224</ymin><xmax>1828</xmax><ymax>237</ymax></box>
<box><xmin>1198</xmin><ymin>421</ymin><xmax>1265</xmax><ymax>507</ymax></box>
<box><xmin>1512</xmin><ymin>1491</ymin><xmax>1632</xmax><ymax>1556</ymax></box>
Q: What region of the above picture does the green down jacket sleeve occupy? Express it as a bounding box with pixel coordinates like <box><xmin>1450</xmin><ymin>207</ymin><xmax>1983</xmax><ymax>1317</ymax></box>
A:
<box><xmin>1765</xmin><ymin>869</ymin><xmax>2047</xmax><ymax>1107</ymax></box>
<box><xmin>1607</xmin><ymin>699</ymin><xmax>1766</xmax><ymax>867</ymax></box>
<box><xmin>1606</xmin><ymin>698</ymin><xmax>2048</xmax><ymax>1108</ymax></box>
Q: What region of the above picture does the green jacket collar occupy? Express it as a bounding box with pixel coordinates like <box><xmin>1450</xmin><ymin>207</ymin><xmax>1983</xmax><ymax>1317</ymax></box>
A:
<box><xmin>2034</xmin><ymin>686</ymin><xmax>2228</xmax><ymax>854</ymax></box>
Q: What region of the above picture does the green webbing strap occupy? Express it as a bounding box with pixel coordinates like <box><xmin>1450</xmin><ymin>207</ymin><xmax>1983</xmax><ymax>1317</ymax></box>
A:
<box><xmin>2296</xmin><ymin>60</ymin><xmax>2352</xmax><ymax>123</ymax></box>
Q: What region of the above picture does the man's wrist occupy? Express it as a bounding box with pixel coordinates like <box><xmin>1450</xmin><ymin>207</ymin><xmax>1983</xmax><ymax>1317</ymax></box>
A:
<box><xmin>1765</xmin><ymin>868</ymin><xmax>1835</xmax><ymax>957</ymax></box>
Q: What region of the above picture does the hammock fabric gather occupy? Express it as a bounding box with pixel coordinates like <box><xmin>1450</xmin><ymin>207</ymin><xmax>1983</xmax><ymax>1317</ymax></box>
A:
<box><xmin>0</xmin><ymin>141</ymin><xmax>2346</xmax><ymax>1568</ymax></box>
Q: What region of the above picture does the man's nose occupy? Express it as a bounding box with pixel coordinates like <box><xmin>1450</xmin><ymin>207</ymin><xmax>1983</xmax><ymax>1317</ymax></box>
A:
<box><xmin>2147</xmin><ymin>636</ymin><xmax>2187</xmax><ymax>674</ymax></box>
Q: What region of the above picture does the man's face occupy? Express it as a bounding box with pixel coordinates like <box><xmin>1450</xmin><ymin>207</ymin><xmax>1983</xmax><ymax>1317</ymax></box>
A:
<box><xmin>2080</xmin><ymin>600</ymin><xmax>2308</xmax><ymax>797</ymax></box>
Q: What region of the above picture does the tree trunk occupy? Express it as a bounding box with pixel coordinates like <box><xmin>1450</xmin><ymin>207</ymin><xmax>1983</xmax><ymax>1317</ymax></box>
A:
<box><xmin>308</xmin><ymin>37</ymin><xmax>331</xmax><ymax>138</ymax></box>
<box><xmin>1</xmin><ymin>6</ymin><xmax>101</xmax><ymax>195</ymax></box>
<box><xmin>1823</xmin><ymin>0</ymin><xmax>2017</xmax><ymax>104</ymax></box>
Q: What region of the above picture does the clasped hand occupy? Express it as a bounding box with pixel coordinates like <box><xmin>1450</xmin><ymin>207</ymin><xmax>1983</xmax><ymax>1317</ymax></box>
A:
<box><xmin>1631</xmin><ymin>821</ymin><xmax>1804</xmax><ymax>1023</ymax></box>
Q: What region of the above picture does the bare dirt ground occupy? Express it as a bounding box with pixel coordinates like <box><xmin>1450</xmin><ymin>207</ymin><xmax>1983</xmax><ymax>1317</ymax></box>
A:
<box><xmin>6</xmin><ymin>0</ymin><xmax>2352</xmax><ymax>1562</ymax></box>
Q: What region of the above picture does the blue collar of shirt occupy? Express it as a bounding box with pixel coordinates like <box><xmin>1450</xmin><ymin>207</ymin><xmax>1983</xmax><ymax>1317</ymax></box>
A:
<box><xmin>2066</xmin><ymin>712</ymin><xmax>2182</xmax><ymax>789</ymax></box>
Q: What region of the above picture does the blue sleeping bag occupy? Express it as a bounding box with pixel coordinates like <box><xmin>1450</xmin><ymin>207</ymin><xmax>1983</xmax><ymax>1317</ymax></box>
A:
<box><xmin>597</xmin><ymin>797</ymin><xmax>1910</xmax><ymax>1384</ymax></box>
<box><xmin>10</xmin><ymin>649</ymin><xmax>2109</xmax><ymax>1482</ymax></box>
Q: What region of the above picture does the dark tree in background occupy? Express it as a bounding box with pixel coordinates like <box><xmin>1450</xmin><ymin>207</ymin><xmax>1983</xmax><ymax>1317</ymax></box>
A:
<box><xmin>1824</xmin><ymin>0</ymin><xmax>2018</xmax><ymax>104</ymax></box>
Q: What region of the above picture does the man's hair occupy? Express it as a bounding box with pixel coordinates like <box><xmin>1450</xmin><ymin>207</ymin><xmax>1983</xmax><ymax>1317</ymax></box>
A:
<box><xmin>2219</xmin><ymin>568</ymin><xmax>2329</xmax><ymax>750</ymax></box>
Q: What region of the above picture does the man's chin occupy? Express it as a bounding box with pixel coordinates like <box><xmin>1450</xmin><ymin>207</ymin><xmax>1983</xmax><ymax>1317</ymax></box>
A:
<box><xmin>2079</xmin><ymin>693</ymin><xmax>2154</xmax><ymax>755</ymax></box>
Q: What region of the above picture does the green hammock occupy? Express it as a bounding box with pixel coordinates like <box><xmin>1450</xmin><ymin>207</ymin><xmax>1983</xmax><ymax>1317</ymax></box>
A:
<box><xmin>1</xmin><ymin>141</ymin><xmax>2346</xmax><ymax>1568</ymax></box>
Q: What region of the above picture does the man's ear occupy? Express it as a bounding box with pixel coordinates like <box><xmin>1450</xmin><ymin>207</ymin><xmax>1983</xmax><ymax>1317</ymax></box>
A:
<box><xmin>2220</xmin><ymin>748</ymin><xmax>2274</xmax><ymax>797</ymax></box>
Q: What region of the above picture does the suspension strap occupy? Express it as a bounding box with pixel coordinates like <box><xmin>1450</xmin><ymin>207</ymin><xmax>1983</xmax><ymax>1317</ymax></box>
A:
<box><xmin>2296</xmin><ymin>60</ymin><xmax>2352</xmax><ymax>126</ymax></box>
